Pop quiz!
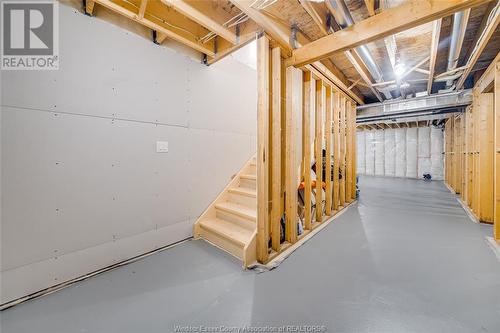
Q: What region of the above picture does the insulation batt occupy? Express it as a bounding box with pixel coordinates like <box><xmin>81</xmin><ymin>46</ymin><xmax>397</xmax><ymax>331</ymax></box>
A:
<box><xmin>358</xmin><ymin>125</ymin><xmax>444</xmax><ymax>180</ymax></box>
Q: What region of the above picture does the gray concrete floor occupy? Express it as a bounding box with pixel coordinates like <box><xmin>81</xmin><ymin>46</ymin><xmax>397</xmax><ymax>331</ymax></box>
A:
<box><xmin>2</xmin><ymin>176</ymin><xmax>500</xmax><ymax>333</ymax></box>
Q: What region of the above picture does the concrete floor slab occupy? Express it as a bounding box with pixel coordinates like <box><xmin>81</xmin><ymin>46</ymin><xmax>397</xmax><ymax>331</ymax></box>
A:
<box><xmin>2</xmin><ymin>176</ymin><xmax>500</xmax><ymax>332</ymax></box>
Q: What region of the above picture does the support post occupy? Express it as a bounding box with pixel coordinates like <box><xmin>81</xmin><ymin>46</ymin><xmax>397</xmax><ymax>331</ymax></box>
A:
<box><xmin>257</xmin><ymin>35</ymin><xmax>270</xmax><ymax>263</ymax></box>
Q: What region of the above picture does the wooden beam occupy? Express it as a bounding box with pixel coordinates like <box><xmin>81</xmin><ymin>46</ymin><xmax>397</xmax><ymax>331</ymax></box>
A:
<box><xmin>92</xmin><ymin>0</ymin><xmax>215</xmax><ymax>57</ymax></box>
<box><xmin>306</xmin><ymin>62</ymin><xmax>363</xmax><ymax>105</ymax></box>
<box><xmin>475</xmin><ymin>52</ymin><xmax>500</xmax><ymax>94</ymax></box>
<box><xmin>427</xmin><ymin>19</ymin><xmax>442</xmax><ymax>94</ymax></box>
<box><xmin>415</xmin><ymin>68</ymin><xmax>430</xmax><ymax>75</ymax></box>
<box><xmin>315</xmin><ymin>79</ymin><xmax>325</xmax><ymax>222</ymax></box>
<box><xmin>256</xmin><ymin>35</ymin><xmax>269</xmax><ymax>263</ymax></box>
<box><xmin>230</xmin><ymin>0</ymin><xmax>364</xmax><ymax>104</ymax></box>
<box><xmin>303</xmin><ymin>71</ymin><xmax>315</xmax><ymax>230</ymax></box>
<box><xmin>456</xmin><ymin>4</ymin><xmax>499</xmax><ymax>89</ymax></box>
<box><xmin>270</xmin><ymin>46</ymin><xmax>281</xmax><ymax>252</ymax></box>
<box><xmin>300</xmin><ymin>1</ymin><xmax>377</xmax><ymax>102</ymax></box>
<box><xmin>161</xmin><ymin>0</ymin><xmax>238</xmax><ymax>44</ymax></box>
<box><xmin>138</xmin><ymin>0</ymin><xmax>148</xmax><ymax>19</ymax></box>
<box><xmin>288</xmin><ymin>0</ymin><xmax>491</xmax><ymax>67</ymax></box>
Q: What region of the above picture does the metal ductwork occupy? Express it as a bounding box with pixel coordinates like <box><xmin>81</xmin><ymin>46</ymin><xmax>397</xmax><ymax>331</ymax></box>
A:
<box><xmin>446</xmin><ymin>10</ymin><xmax>470</xmax><ymax>88</ymax></box>
<box><xmin>326</xmin><ymin>0</ymin><xmax>392</xmax><ymax>99</ymax></box>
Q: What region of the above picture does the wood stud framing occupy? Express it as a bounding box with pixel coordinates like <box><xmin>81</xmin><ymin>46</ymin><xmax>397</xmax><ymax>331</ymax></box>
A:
<box><xmin>445</xmin><ymin>53</ymin><xmax>500</xmax><ymax>243</ymax></box>
<box><xmin>255</xmin><ymin>35</ymin><xmax>358</xmax><ymax>263</ymax></box>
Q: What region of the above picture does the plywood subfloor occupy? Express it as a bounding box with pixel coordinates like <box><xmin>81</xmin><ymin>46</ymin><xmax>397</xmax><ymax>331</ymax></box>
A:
<box><xmin>2</xmin><ymin>176</ymin><xmax>500</xmax><ymax>332</ymax></box>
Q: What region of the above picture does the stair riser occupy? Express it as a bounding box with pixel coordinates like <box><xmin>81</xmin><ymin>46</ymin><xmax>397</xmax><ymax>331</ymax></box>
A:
<box><xmin>239</xmin><ymin>178</ymin><xmax>256</xmax><ymax>189</ymax></box>
<box><xmin>216</xmin><ymin>210</ymin><xmax>255</xmax><ymax>231</ymax></box>
<box><xmin>246</xmin><ymin>164</ymin><xmax>256</xmax><ymax>175</ymax></box>
<box><xmin>199</xmin><ymin>227</ymin><xmax>244</xmax><ymax>260</ymax></box>
<box><xmin>228</xmin><ymin>193</ymin><xmax>257</xmax><ymax>209</ymax></box>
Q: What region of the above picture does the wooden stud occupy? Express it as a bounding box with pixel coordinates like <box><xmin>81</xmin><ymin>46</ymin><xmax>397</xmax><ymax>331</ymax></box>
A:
<box><xmin>495</xmin><ymin>62</ymin><xmax>500</xmax><ymax>240</ymax></box>
<box><xmin>339</xmin><ymin>95</ymin><xmax>346</xmax><ymax>207</ymax></box>
<box><xmin>285</xmin><ymin>66</ymin><xmax>301</xmax><ymax>243</ymax></box>
<box><xmin>479</xmin><ymin>92</ymin><xmax>494</xmax><ymax>222</ymax></box>
<box><xmin>270</xmin><ymin>47</ymin><xmax>281</xmax><ymax>252</ymax></box>
<box><xmin>256</xmin><ymin>35</ymin><xmax>270</xmax><ymax>263</ymax></box>
<box><xmin>345</xmin><ymin>100</ymin><xmax>352</xmax><ymax>202</ymax></box>
<box><xmin>333</xmin><ymin>91</ymin><xmax>340</xmax><ymax>212</ymax></box>
<box><xmin>315</xmin><ymin>79</ymin><xmax>325</xmax><ymax>222</ymax></box>
<box><xmin>303</xmin><ymin>71</ymin><xmax>315</xmax><ymax>230</ymax></box>
<box><xmin>351</xmin><ymin>102</ymin><xmax>357</xmax><ymax>200</ymax></box>
<box><xmin>325</xmin><ymin>86</ymin><xmax>333</xmax><ymax>215</ymax></box>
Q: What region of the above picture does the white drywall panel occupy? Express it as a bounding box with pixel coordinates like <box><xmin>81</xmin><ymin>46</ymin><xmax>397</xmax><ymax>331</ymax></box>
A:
<box><xmin>187</xmin><ymin>128</ymin><xmax>254</xmax><ymax>217</ymax></box>
<box><xmin>1</xmin><ymin>5</ymin><xmax>190</xmax><ymax>127</ymax></box>
<box><xmin>395</xmin><ymin>128</ymin><xmax>407</xmax><ymax>178</ymax></box>
<box><xmin>384</xmin><ymin>128</ymin><xmax>396</xmax><ymax>177</ymax></box>
<box><xmin>431</xmin><ymin>127</ymin><xmax>444</xmax><ymax>180</ymax></box>
<box><xmin>188</xmin><ymin>58</ymin><xmax>257</xmax><ymax>136</ymax></box>
<box><xmin>357</xmin><ymin>131</ymin><xmax>366</xmax><ymax>174</ymax></box>
<box><xmin>406</xmin><ymin>127</ymin><xmax>418</xmax><ymax>178</ymax></box>
<box><xmin>1</xmin><ymin>4</ymin><xmax>256</xmax><ymax>304</ymax></box>
<box><xmin>365</xmin><ymin>131</ymin><xmax>375</xmax><ymax>175</ymax></box>
<box><xmin>374</xmin><ymin>130</ymin><xmax>385</xmax><ymax>176</ymax></box>
<box><xmin>418</xmin><ymin>127</ymin><xmax>431</xmax><ymax>179</ymax></box>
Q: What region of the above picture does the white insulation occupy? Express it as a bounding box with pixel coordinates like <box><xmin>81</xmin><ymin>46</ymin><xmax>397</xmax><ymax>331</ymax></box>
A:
<box><xmin>357</xmin><ymin>125</ymin><xmax>444</xmax><ymax>180</ymax></box>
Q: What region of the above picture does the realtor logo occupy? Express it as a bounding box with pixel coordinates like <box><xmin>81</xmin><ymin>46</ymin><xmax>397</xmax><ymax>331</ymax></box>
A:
<box><xmin>1</xmin><ymin>0</ymin><xmax>59</xmax><ymax>70</ymax></box>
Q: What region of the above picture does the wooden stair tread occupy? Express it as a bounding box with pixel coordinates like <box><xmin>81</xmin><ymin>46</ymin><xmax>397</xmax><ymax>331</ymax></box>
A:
<box><xmin>240</xmin><ymin>174</ymin><xmax>256</xmax><ymax>180</ymax></box>
<box><xmin>199</xmin><ymin>218</ymin><xmax>254</xmax><ymax>246</ymax></box>
<box><xmin>215</xmin><ymin>202</ymin><xmax>257</xmax><ymax>221</ymax></box>
<box><xmin>228</xmin><ymin>187</ymin><xmax>257</xmax><ymax>198</ymax></box>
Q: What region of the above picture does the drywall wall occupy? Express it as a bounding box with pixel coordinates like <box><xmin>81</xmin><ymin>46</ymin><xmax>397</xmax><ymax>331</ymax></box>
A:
<box><xmin>357</xmin><ymin>126</ymin><xmax>444</xmax><ymax>180</ymax></box>
<box><xmin>0</xmin><ymin>3</ymin><xmax>256</xmax><ymax>304</ymax></box>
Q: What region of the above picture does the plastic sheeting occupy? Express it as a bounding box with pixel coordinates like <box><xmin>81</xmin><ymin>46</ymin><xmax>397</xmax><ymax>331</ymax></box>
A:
<box><xmin>418</xmin><ymin>127</ymin><xmax>431</xmax><ymax>178</ymax></box>
<box><xmin>358</xmin><ymin>125</ymin><xmax>444</xmax><ymax>180</ymax></box>
<box><xmin>374</xmin><ymin>130</ymin><xmax>385</xmax><ymax>176</ymax></box>
<box><xmin>357</xmin><ymin>131</ymin><xmax>366</xmax><ymax>174</ymax></box>
<box><xmin>384</xmin><ymin>128</ymin><xmax>396</xmax><ymax>177</ymax></box>
<box><xmin>365</xmin><ymin>131</ymin><xmax>375</xmax><ymax>175</ymax></box>
<box><xmin>431</xmin><ymin>126</ymin><xmax>444</xmax><ymax>180</ymax></box>
<box><xmin>395</xmin><ymin>128</ymin><xmax>407</xmax><ymax>178</ymax></box>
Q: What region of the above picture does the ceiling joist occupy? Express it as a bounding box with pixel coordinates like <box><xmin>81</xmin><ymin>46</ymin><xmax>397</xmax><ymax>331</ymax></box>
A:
<box><xmin>456</xmin><ymin>2</ymin><xmax>500</xmax><ymax>89</ymax></box>
<box><xmin>288</xmin><ymin>0</ymin><xmax>492</xmax><ymax>67</ymax></box>
<box><xmin>160</xmin><ymin>0</ymin><xmax>238</xmax><ymax>44</ymax></box>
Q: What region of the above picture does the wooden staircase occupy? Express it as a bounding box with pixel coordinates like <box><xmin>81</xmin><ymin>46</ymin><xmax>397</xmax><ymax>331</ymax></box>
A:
<box><xmin>194</xmin><ymin>156</ymin><xmax>257</xmax><ymax>267</ymax></box>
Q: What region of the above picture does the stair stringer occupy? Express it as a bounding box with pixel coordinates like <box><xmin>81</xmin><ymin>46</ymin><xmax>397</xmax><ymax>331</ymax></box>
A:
<box><xmin>193</xmin><ymin>154</ymin><xmax>257</xmax><ymax>268</ymax></box>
